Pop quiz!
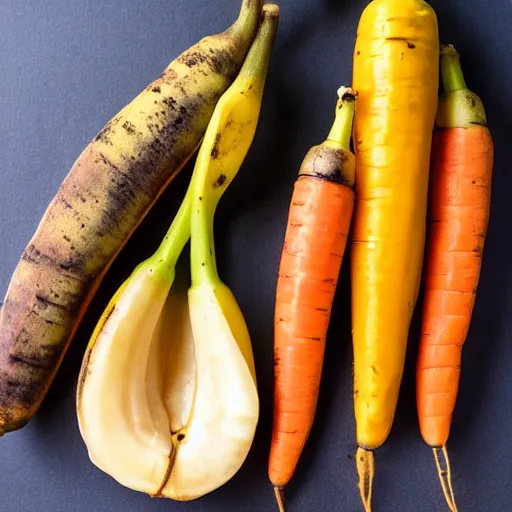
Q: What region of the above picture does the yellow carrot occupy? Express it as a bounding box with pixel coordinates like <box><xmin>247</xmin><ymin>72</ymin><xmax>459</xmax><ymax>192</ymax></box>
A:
<box><xmin>350</xmin><ymin>0</ymin><xmax>440</xmax><ymax>509</ymax></box>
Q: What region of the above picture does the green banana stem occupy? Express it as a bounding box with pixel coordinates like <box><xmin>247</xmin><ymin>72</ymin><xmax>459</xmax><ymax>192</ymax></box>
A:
<box><xmin>192</xmin><ymin>199</ymin><xmax>221</xmax><ymax>286</ymax></box>
<box><xmin>436</xmin><ymin>44</ymin><xmax>487</xmax><ymax>129</ymax></box>
<box><xmin>235</xmin><ymin>4</ymin><xmax>280</xmax><ymax>95</ymax></box>
<box><xmin>230</xmin><ymin>0</ymin><xmax>264</xmax><ymax>40</ymax></box>
<box><xmin>149</xmin><ymin>185</ymin><xmax>192</xmax><ymax>279</ymax></box>
<box><xmin>114</xmin><ymin>0</ymin><xmax>267</xmax><ymax>281</ymax></box>
<box><xmin>190</xmin><ymin>5</ymin><xmax>279</xmax><ymax>288</ymax></box>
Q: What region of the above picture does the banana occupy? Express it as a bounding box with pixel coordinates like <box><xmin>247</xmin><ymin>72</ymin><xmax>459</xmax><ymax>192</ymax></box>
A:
<box><xmin>76</xmin><ymin>5</ymin><xmax>279</xmax><ymax>501</ymax></box>
<box><xmin>0</xmin><ymin>0</ymin><xmax>263</xmax><ymax>436</ymax></box>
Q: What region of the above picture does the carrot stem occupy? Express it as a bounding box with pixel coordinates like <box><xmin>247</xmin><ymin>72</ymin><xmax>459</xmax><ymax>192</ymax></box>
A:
<box><xmin>274</xmin><ymin>486</ymin><xmax>286</xmax><ymax>512</ymax></box>
<box><xmin>436</xmin><ymin>44</ymin><xmax>487</xmax><ymax>129</ymax></box>
<box><xmin>356</xmin><ymin>447</ymin><xmax>374</xmax><ymax>512</ymax></box>
<box><xmin>440</xmin><ymin>45</ymin><xmax>466</xmax><ymax>93</ymax></box>
<box><xmin>433</xmin><ymin>446</ymin><xmax>459</xmax><ymax>512</ymax></box>
<box><xmin>327</xmin><ymin>87</ymin><xmax>357</xmax><ymax>150</ymax></box>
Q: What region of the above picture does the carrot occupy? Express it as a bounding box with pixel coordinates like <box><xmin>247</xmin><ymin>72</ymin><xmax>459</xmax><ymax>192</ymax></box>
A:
<box><xmin>350</xmin><ymin>1</ymin><xmax>439</xmax><ymax>509</ymax></box>
<box><xmin>416</xmin><ymin>44</ymin><xmax>494</xmax><ymax>512</ymax></box>
<box><xmin>268</xmin><ymin>88</ymin><xmax>357</xmax><ymax>511</ymax></box>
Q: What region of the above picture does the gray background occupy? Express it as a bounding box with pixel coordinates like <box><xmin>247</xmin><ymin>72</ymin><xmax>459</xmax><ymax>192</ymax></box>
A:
<box><xmin>0</xmin><ymin>0</ymin><xmax>511</xmax><ymax>511</ymax></box>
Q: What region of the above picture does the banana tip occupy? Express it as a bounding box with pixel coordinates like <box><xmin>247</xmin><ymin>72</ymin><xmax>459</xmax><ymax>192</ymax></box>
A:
<box><xmin>262</xmin><ymin>3</ymin><xmax>280</xmax><ymax>18</ymax></box>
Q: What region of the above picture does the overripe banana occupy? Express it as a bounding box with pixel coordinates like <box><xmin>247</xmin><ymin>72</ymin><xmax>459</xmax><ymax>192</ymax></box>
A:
<box><xmin>0</xmin><ymin>0</ymin><xmax>263</xmax><ymax>436</ymax></box>
<box><xmin>76</xmin><ymin>5</ymin><xmax>279</xmax><ymax>501</ymax></box>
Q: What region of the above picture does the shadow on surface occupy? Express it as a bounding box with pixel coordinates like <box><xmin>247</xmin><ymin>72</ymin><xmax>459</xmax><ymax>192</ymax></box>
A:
<box><xmin>325</xmin><ymin>0</ymin><xmax>352</xmax><ymax>12</ymax></box>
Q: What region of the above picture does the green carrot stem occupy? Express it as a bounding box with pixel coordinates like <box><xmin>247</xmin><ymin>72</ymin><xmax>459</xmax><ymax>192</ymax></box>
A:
<box><xmin>327</xmin><ymin>87</ymin><xmax>357</xmax><ymax>150</ymax></box>
<box><xmin>441</xmin><ymin>45</ymin><xmax>467</xmax><ymax>93</ymax></box>
<box><xmin>436</xmin><ymin>44</ymin><xmax>488</xmax><ymax>129</ymax></box>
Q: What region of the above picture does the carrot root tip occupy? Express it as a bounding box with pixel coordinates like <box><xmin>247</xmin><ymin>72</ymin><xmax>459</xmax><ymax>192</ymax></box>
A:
<box><xmin>273</xmin><ymin>486</ymin><xmax>286</xmax><ymax>512</ymax></box>
<box><xmin>433</xmin><ymin>446</ymin><xmax>459</xmax><ymax>512</ymax></box>
<box><xmin>356</xmin><ymin>447</ymin><xmax>374</xmax><ymax>512</ymax></box>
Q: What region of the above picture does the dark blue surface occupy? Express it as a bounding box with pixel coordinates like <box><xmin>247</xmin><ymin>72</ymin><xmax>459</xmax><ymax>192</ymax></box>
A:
<box><xmin>1</xmin><ymin>1</ymin><xmax>511</xmax><ymax>510</ymax></box>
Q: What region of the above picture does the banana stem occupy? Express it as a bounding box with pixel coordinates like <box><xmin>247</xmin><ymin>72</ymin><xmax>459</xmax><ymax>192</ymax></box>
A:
<box><xmin>230</xmin><ymin>0</ymin><xmax>264</xmax><ymax>40</ymax></box>
<box><xmin>191</xmin><ymin>197</ymin><xmax>219</xmax><ymax>286</ymax></box>
<box><xmin>190</xmin><ymin>5</ymin><xmax>279</xmax><ymax>288</ymax></box>
<box><xmin>235</xmin><ymin>4</ymin><xmax>280</xmax><ymax>96</ymax></box>
<box><xmin>150</xmin><ymin>183</ymin><xmax>192</xmax><ymax>277</ymax></box>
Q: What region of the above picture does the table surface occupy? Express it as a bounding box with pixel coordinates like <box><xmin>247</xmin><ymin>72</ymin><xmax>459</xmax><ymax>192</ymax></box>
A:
<box><xmin>1</xmin><ymin>0</ymin><xmax>511</xmax><ymax>511</ymax></box>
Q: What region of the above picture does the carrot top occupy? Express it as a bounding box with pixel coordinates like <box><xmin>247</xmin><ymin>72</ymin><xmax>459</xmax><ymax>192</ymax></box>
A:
<box><xmin>436</xmin><ymin>45</ymin><xmax>487</xmax><ymax>129</ymax></box>
<box><xmin>298</xmin><ymin>87</ymin><xmax>357</xmax><ymax>186</ymax></box>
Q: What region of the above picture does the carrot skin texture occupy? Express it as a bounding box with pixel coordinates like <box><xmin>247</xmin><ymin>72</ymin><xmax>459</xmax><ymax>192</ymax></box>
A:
<box><xmin>417</xmin><ymin>127</ymin><xmax>494</xmax><ymax>447</ymax></box>
<box><xmin>351</xmin><ymin>0</ymin><xmax>440</xmax><ymax>451</ymax></box>
<box><xmin>269</xmin><ymin>175</ymin><xmax>354</xmax><ymax>487</ymax></box>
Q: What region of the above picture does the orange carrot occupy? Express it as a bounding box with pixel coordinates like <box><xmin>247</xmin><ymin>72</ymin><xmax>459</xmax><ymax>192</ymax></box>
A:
<box><xmin>268</xmin><ymin>88</ymin><xmax>356</xmax><ymax>511</ymax></box>
<box><xmin>416</xmin><ymin>45</ymin><xmax>494</xmax><ymax>512</ymax></box>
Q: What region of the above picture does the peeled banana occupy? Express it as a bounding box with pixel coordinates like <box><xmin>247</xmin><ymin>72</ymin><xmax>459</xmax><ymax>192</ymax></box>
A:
<box><xmin>76</xmin><ymin>5</ymin><xmax>279</xmax><ymax>501</ymax></box>
<box><xmin>0</xmin><ymin>0</ymin><xmax>263</xmax><ymax>436</ymax></box>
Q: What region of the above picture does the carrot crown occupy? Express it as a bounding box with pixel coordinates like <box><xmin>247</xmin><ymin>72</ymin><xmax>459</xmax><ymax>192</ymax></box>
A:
<box><xmin>436</xmin><ymin>44</ymin><xmax>487</xmax><ymax>129</ymax></box>
<box><xmin>298</xmin><ymin>87</ymin><xmax>357</xmax><ymax>187</ymax></box>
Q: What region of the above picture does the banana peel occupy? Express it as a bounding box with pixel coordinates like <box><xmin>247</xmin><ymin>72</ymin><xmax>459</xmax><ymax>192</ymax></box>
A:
<box><xmin>76</xmin><ymin>5</ymin><xmax>279</xmax><ymax>501</ymax></box>
<box><xmin>0</xmin><ymin>0</ymin><xmax>266</xmax><ymax>437</ymax></box>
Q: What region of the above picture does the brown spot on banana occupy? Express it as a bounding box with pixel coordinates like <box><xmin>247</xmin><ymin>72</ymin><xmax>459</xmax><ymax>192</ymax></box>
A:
<box><xmin>210</xmin><ymin>133</ymin><xmax>221</xmax><ymax>159</ymax></box>
<box><xmin>213</xmin><ymin>174</ymin><xmax>227</xmax><ymax>188</ymax></box>
<box><xmin>0</xmin><ymin>0</ymin><xmax>264</xmax><ymax>436</ymax></box>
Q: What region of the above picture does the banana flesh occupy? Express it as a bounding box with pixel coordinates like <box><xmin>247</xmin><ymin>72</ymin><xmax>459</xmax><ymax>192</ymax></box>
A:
<box><xmin>77</xmin><ymin>266</ymin><xmax>174</xmax><ymax>496</ymax></box>
<box><xmin>77</xmin><ymin>264</ymin><xmax>260</xmax><ymax>500</ymax></box>
<box><xmin>163</xmin><ymin>284</ymin><xmax>259</xmax><ymax>500</ymax></box>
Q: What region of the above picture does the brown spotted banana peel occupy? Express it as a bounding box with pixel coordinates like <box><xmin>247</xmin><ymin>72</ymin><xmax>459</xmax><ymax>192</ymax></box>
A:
<box><xmin>0</xmin><ymin>0</ymin><xmax>263</xmax><ymax>436</ymax></box>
